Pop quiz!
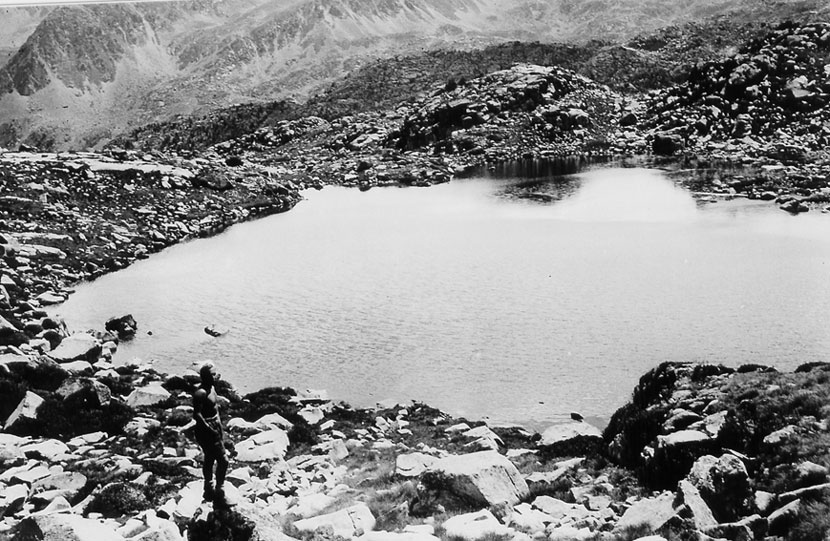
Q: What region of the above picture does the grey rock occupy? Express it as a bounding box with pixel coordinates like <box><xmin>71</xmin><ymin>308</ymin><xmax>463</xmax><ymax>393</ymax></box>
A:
<box><xmin>793</xmin><ymin>461</ymin><xmax>829</xmax><ymax>488</ymax></box>
<box><xmin>663</xmin><ymin>410</ymin><xmax>703</xmax><ymax>432</ymax></box>
<box><xmin>56</xmin><ymin>377</ymin><xmax>112</xmax><ymax>407</ymax></box>
<box><xmin>105</xmin><ymin>315</ymin><xmax>137</xmax><ymax>340</ymax></box>
<box><xmin>687</xmin><ymin>454</ymin><xmax>751</xmax><ymax>522</ymax></box>
<box><xmin>125</xmin><ymin>383</ymin><xmax>171</xmax><ymax>408</ymax></box>
<box><xmin>675</xmin><ymin>480</ymin><xmax>717</xmax><ymax>530</ymax></box>
<box><xmin>4</xmin><ymin>391</ymin><xmax>44</xmax><ymax>430</ymax></box>
<box><xmin>49</xmin><ymin>333</ymin><xmax>101</xmax><ymax>363</ymax></box>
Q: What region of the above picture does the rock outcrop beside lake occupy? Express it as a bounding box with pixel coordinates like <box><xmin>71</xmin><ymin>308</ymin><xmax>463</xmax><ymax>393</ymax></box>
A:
<box><xmin>2</xmin><ymin>328</ymin><xmax>829</xmax><ymax>541</ymax></box>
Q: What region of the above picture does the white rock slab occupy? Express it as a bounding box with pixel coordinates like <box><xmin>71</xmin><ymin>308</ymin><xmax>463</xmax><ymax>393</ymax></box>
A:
<box><xmin>441</xmin><ymin>510</ymin><xmax>510</xmax><ymax>541</ymax></box>
<box><xmin>236</xmin><ymin>429</ymin><xmax>290</xmax><ymax>462</ymax></box>
<box><xmin>293</xmin><ymin>503</ymin><xmax>376</xmax><ymax>538</ymax></box>
<box><xmin>126</xmin><ymin>383</ymin><xmax>171</xmax><ymax>408</ymax></box>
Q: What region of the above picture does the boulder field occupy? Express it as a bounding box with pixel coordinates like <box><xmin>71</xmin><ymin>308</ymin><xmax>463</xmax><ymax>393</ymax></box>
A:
<box><xmin>1</xmin><ymin>322</ymin><xmax>829</xmax><ymax>541</ymax></box>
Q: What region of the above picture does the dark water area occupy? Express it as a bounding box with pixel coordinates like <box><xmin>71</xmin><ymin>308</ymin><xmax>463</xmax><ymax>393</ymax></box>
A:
<box><xmin>51</xmin><ymin>164</ymin><xmax>830</xmax><ymax>431</ymax></box>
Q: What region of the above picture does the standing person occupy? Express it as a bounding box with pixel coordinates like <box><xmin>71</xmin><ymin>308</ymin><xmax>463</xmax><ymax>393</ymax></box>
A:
<box><xmin>193</xmin><ymin>361</ymin><xmax>229</xmax><ymax>503</ymax></box>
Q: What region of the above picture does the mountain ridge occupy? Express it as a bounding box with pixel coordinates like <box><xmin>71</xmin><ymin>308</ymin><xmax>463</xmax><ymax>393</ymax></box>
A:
<box><xmin>1</xmin><ymin>0</ymin><xmax>827</xmax><ymax>150</ymax></box>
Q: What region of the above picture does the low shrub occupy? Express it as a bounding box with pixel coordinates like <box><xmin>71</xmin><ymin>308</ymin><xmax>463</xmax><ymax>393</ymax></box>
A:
<box><xmin>88</xmin><ymin>482</ymin><xmax>150</xmax><ymax>518</ymax></box>
<box><xmin>603</xmin><ymin>402</ymin><xmax>666</xmax><ymax>469</ymax></box>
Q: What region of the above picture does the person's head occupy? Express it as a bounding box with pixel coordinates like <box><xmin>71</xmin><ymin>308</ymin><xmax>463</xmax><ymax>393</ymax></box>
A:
<box><xmin>199</xmin><ymin>360</ymin><xmax>217</xmax><ymax>386</ymax></box>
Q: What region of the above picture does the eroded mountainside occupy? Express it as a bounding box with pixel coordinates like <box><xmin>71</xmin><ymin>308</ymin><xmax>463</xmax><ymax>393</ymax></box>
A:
<box><xmin>2</xmin><ymin>0</ymin><xmax>823</xmax><ymax>150</ymax></box>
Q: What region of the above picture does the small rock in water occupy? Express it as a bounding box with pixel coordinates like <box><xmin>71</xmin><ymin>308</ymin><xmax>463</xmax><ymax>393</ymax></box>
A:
<box><xmin>204</xmin><ymin>324</ymin><xmax>228</xmax><ymax>337</ymax></box>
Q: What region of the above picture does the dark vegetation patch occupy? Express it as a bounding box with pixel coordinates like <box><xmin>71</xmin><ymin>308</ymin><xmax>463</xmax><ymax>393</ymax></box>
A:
<box><xmin>7</xmin><ymin>394</ymin><xmax>134</xmax><ymax>439</ymax></box>
<box><xmin>88</xmin><ymin>482</ymin><xmax>150</xmax><ymax>518</ymax></box>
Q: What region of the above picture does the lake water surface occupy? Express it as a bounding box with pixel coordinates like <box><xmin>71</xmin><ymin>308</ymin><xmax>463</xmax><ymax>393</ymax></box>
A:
<box><xmin>51</xmin><ymin>165</ymin><xmax>830</xmax><ymax>429</ymax></box>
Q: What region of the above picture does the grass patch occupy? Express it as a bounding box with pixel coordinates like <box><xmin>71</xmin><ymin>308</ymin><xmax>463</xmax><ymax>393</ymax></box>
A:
<box><xmin>787</xmin><ymin>501</ymin><xmax>830</xmax><ymax>541</ymax></box>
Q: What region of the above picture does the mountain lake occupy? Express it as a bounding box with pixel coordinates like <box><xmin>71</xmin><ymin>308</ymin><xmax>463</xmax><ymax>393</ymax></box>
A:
<box><xmin>49</xmin><ymin>163</ymin><xmax>830</xmax><ymax>430</ymax></box>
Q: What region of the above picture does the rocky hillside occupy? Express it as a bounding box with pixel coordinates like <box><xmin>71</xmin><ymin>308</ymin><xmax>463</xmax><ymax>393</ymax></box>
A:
<box><xmin>1</xmin><ymin>0</ymin><xmax>814</xmax><ymax>150</ymax></box>
<box><xmin>648</xmin><ymin>21</ymin><xmax>830</xmax><ymax>148</ymax></box>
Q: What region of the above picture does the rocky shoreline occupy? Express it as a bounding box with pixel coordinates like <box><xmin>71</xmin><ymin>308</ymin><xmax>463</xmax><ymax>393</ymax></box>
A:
<box><xmin>2</xmin><ymin>327</ymin><xmax>829</xmax><ymax>541</ymax></box>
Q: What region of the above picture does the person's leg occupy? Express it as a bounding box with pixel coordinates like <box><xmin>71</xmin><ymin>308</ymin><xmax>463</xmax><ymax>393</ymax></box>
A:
<box><xmin>215</xmin><ymin>453</ymin><xmax>228</xmax><ymax>496</ymax></box>
<box><xmin>202</xmin><ymin>452</ymin><xmax>216</xmax><ymax>499</ymax></box>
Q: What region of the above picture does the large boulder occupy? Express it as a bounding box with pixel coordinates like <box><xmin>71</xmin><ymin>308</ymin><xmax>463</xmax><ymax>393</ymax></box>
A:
<box><xmin>32</xmin><ymin>471</ymin><xmax>88</xmax><ymax>503</ymax></box>
<box><xmin>12</xmin><ymin>514</ymin><xmax>125</xmax><ymax>540</ymax></box>
<box><xmin>105</xmin><ymin>315</ymin><xmax>137</xmax><ymax>340</ymax></box>
<box><xmin>0</xmin><ymin>354</ymin><xmax>68</xmax><ymax>390</ymax></box>
<box><xmin>686</xmin><ymin>454</ymin><xmax>752</xmax><ymax>522</ymax></box>
<box><xmin>32</xmin><ymin>472</ymin><xmax>87</xmax><ymax>501</ymax></box>
<box><xmin>189</xmin><ymin>501</ymin><xmax>297</xmax><ymax>541</ymax></box>
<box><xmin>768</xmin><ymin>499</ymin><xmax>801</xmax><ymax>537</ymax></box>
<box><xmin>192</xmin><ymin>170</ymin><xmax>233</xmax><ymax>192</ymax></box>
<box><xmin>56</xmin><ymin>377</ymin><xmax>112</xmax><ymax>407</ymax></box>
<box><xmin>538</xmin><ymin>422</ymin><xmax>603</xmax><ymax>456</ymax></box>
<box><xmin>792</xmin><ymin>461</ymin><xmax>829</xmax><ymax>488</ymax></box>
<box><xmin>613</xmin><ymin>492</ymin><xmax>676</xmax><ymax>534</ymax></box>
<box><xmin>421</xmin><ymin>451</ymin><xmax>529</xmax><ymax>508</ymax></box>
<box><xmin>126</xmin><ymin>383</ymin><xmax>171</xmax><ymax>408</ymax></box>
<box><xmin>0</xmin><ymin>433</ymin><xmax>26</xmax><ymax>467</ymax></box>
<box><xmin>652</xmin><ymin>133</ymin><xmax>685</xmax><ymax>156</ymax></box>
<box><xmin>0</xmin><ymin>316</ymin><xmax>28</xmax><ymax>347</ymax></box>
<box><xmin>293</xmin><ymin>503</ymin><xmax>376</xmax><ymax>538</ymax></box>
<box><xmin>2</xmin><ymin>483</ymin><xmax>29</xmax><ymax>517</ymax></box>
<box><xmin>49</xmin><ymin>333</ymin><xmax>102</xmax><ymax>363</ymax></box>
<box><xmin>4</xmin><ymin>391</ymin><xmax>44</xmax><ymax>430</ymax></box>
<box><xmin>235</xmin><ymin>428</ymin><xmax>290</xmax><ymax>462</ymax></box>
<box><xmin>642</xmin><ymin>430</ymin><xmax>718</xmax><ymax>488</ymax></box>
<box><xmin>675</xmin><ymin>480</ymin><xmax>717</xmax><ymax>530</ymax></box>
